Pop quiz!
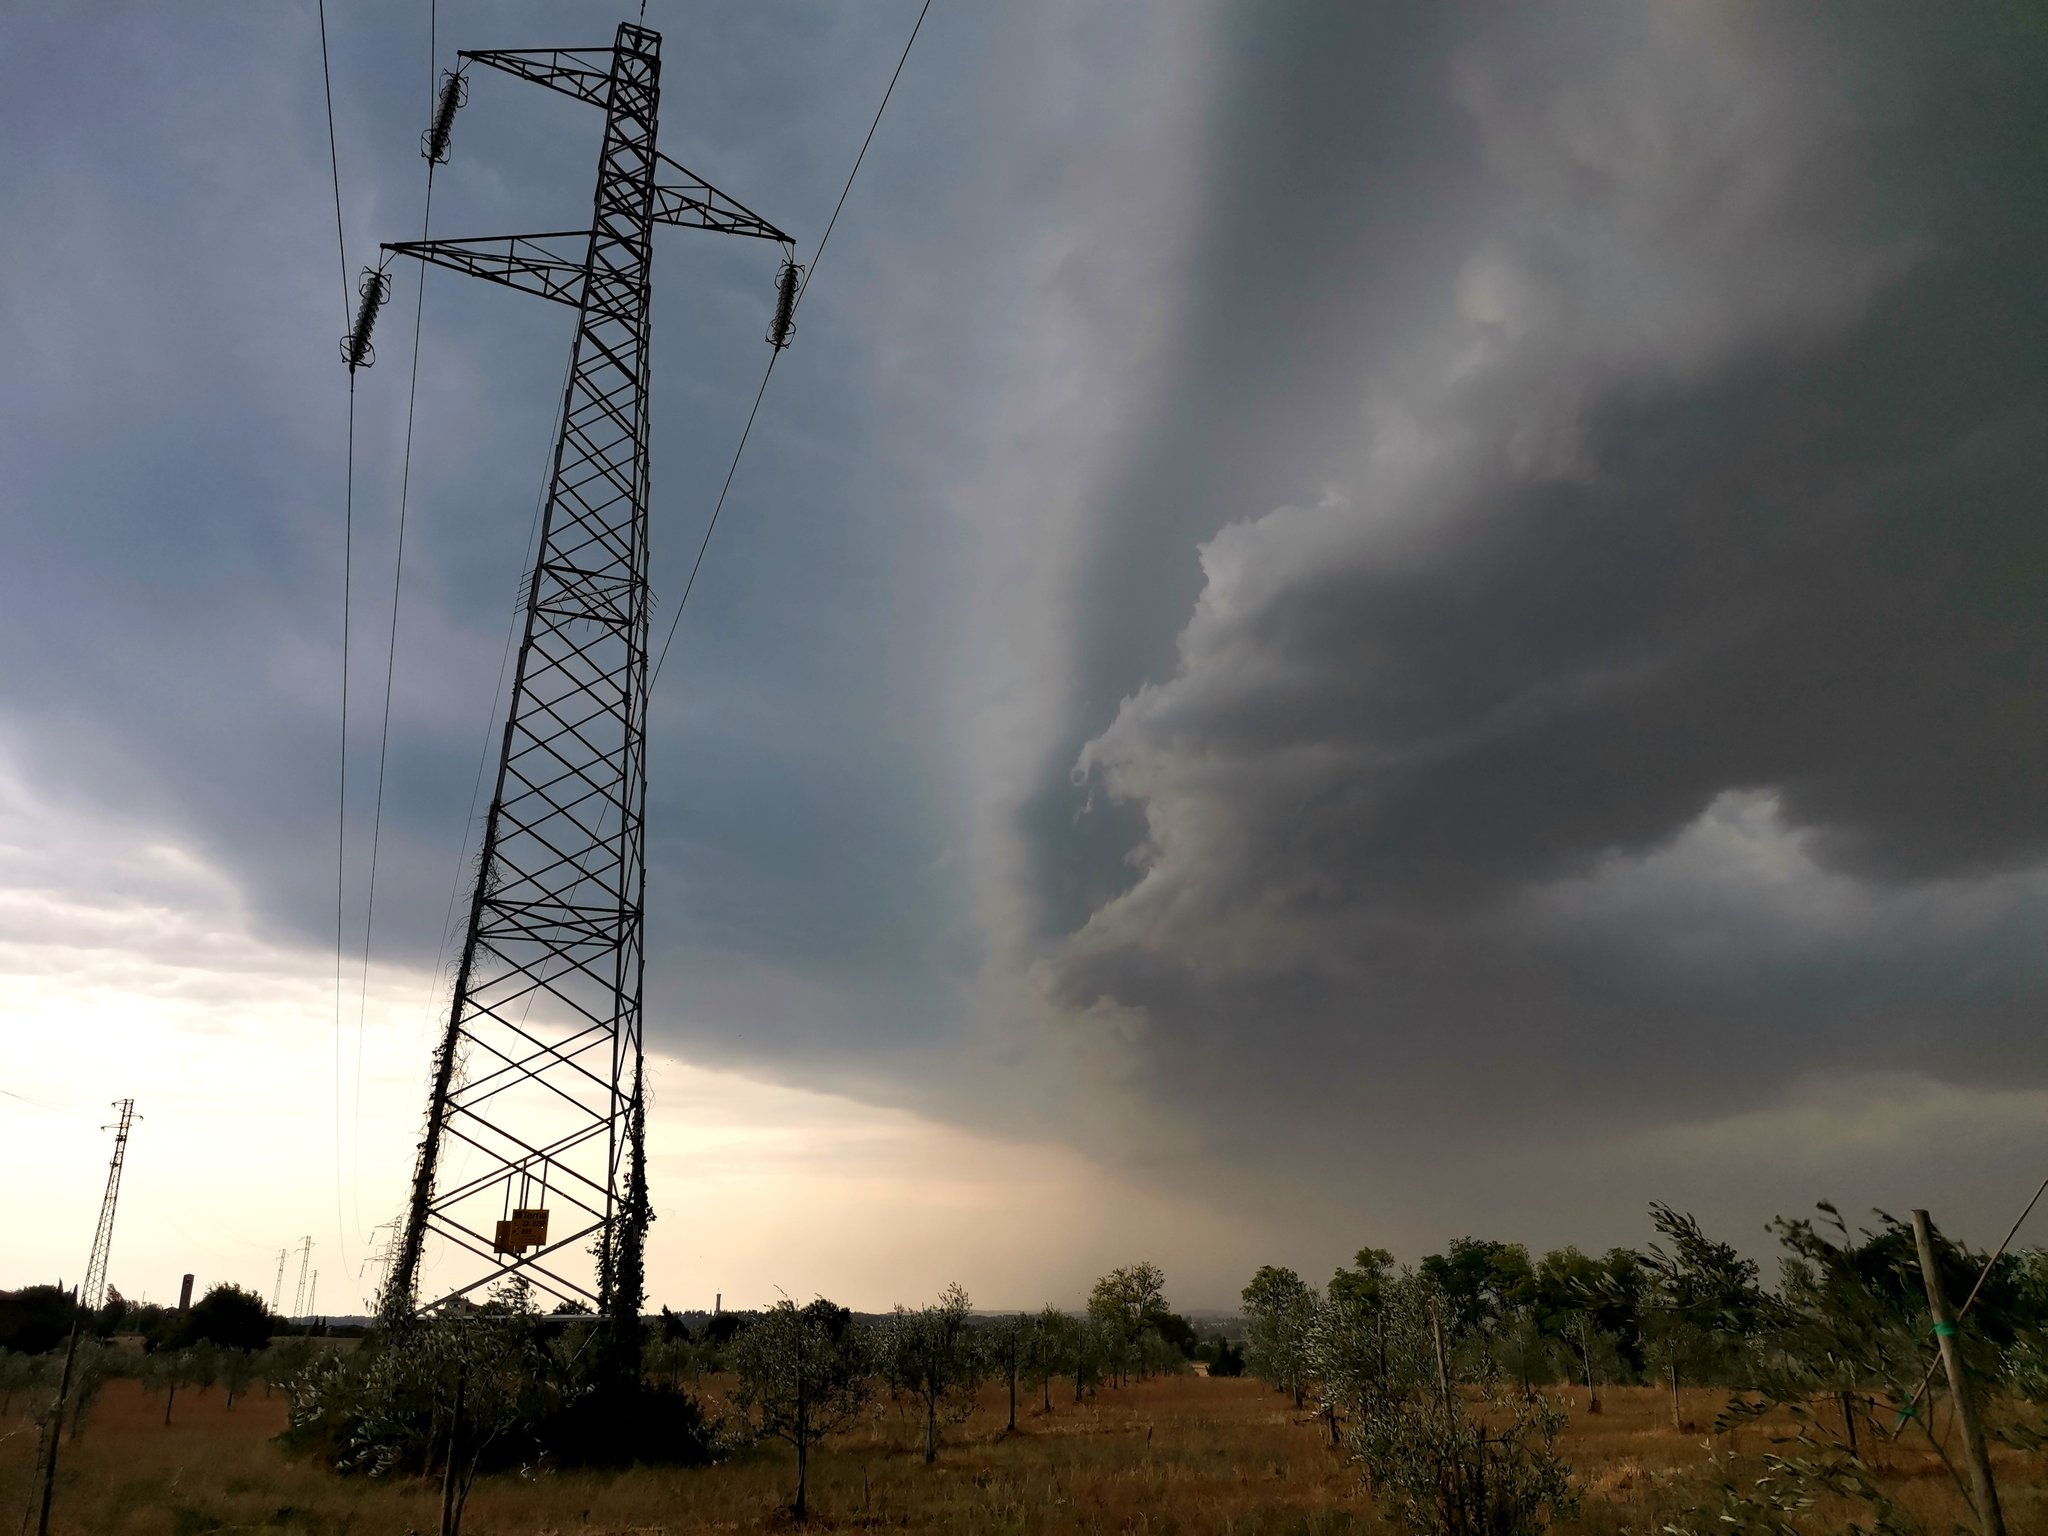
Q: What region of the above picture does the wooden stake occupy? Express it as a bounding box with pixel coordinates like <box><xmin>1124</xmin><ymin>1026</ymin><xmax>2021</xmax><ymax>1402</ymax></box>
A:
<box><xmin>1429</xmin><ymin>1307</ymin><xmax>1452</xmax><ymax>1412</ymax></box>
<box><xmin>1911</xmin><ymin>1209</ymin><xmax>2005</xmax><ymax>1536</ymax></box>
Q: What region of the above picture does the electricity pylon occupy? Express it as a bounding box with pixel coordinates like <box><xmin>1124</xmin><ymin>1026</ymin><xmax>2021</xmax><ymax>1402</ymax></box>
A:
<box><xmin>378</xmin><ymin>22</ymin><xmax>790</xmax><ymax>1344</ymax></box>
<box><xmin>81</xmin><ymin>1099</ymin><xmax>136</xmax><ymax>1311</ymax></box>
<box><xmin>292</xmin><ymin>1236</ymin><xmax>313</xmax><ymax>1319</ymax></box>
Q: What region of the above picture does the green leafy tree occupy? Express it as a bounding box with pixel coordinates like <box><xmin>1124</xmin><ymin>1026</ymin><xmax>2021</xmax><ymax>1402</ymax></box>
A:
<box><xmin>1636</xmin><ymin>1203</ymin><xmax>1768</xmax><ymax>1429</ymax></box>
<box><xmin>1533</xmin><ymin>1248</ymin><xmax>1617</xmax><ymax>1410</ymax></box>
<box><xmin>184</xmin><ymin>1284</ymin><xmax>273</xmax><ymax>1353</ymax></box>
<box><xmin>1087</xmin><ymin>1262</ymin><xmax>1167</xmax><ymax>1385</ymax></box>
<box><xmin>730</xmin><ymin>1298</ymin><xmax>875</xmax><ymax>1519</ymax></box>
<box><xmin>883</xmin><ymin>1282</ymin><xmax>983</xmax><ymax>1463</ymax></box>
<box><xmin>1419</xmin><ymin>1239</ymin><xmax>1541</xmax><ymax>1386</ymax></box>
<box><xmin>0</xmin><ymin>1286</ymin><xmax>81</xmax><ymax>1356</ymax></box>
<box><xmin>1150</xmin><ymin>1309</ymin><xmax>1199</xmax><ymax>1359</ymax></box>
<box><xmin>1200</xmin><ymin>1333</ymin><xmax>1246</xmax><ymax>1377</ymax></box>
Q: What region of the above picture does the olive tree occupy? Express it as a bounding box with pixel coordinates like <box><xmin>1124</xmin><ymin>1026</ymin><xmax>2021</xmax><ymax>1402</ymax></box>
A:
<box><xmin>883</xmin><ymin>1282</ymin><xmax>983</xmax><ymax>1463</ymax></box>
<box><xmin>982</xmin><ymin>1313</ymin><xmax>1034</xmax><ymax>1431</ymax></box>
<box><xmin>1241</xmin><ymin>1265</ymin><xmax>1318</xmax><ymax>1408</ymax></box>
<box><xmin>1337</xmin><ymin>1272</ymin><xmax>1578</xmax><ymax>1536</ymax></box>
<box><xmin>730</xmin><ymin>1298</ymin><xmax>875</xmax><ymax>1519</ymax></box>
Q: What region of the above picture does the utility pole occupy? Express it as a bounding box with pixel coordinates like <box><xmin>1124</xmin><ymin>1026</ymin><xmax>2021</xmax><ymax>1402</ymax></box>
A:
<box><xmin>270</xmin><ymin>1247</ymin><xmax>289</xmax><ymax>1315</ymax></box>
<box><xmin>80</xmin><ymin>1098</ymin><xmax>136</xmax><ymax>1311</ymax></box>
<box><xmin>377</xmin><ymin>21</ymin><xmax>791</xmax><ymax>1355</ymax></box>
<box><xmin>27</xmin><ymin>1290</ymin><xmax>82</xmax><ymax>1536</ymax></box>
<box><xmin>1911</xmin><ymin>1209</ymin><xmax>2005</xmax><ymax>1536</ymax></box>
<box><xmin>291</xmin><ymin>1236</ymin><xmax>313</xmax><ymax>1320</ymax></box>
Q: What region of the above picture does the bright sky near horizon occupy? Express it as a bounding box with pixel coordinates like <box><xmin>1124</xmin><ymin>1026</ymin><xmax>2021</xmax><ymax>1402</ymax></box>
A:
<box><xmin>6</xmin><ymin>0</ymin><xmax>2048</xmax><ymax>1313</ymax></box>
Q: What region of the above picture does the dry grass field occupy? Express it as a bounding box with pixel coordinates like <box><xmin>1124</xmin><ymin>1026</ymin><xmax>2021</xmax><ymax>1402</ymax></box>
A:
<box><xmin>5</xmin><ymin>1372</ymin><xmax>2047</xmax><ymax>1534</ymax></box>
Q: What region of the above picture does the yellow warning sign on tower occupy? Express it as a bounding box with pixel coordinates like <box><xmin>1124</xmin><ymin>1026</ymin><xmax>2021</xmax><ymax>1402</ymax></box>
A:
<box><xmin>493</xmin><ymin>1207</ymin><xmax>549</xmax><ymax>1253</ymax></box>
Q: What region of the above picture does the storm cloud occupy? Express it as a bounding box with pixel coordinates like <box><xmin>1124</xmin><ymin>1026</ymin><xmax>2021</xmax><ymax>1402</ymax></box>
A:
<box><xmin>1036</xmin><ymin>2</ymin><xmax>2048</xmax><ymax>1200</ymax></box>
<box><xmin>7</xmin><ymin>0</ymin><xmax>2048</xmax><ymax>1297</ymax></box>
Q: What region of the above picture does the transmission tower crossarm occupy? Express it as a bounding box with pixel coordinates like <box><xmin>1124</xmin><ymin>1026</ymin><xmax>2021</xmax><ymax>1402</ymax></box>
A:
<box><xmin>381</xmin><ymin>233</ymin><xmax>595</xmax><ymax>315</ymax></box>
<box><xmin>652</xmin><ymin>150</ymin><xmax>792</xmax><ymax>244</ymax></box>
<box><xmin>457</xmin><ymin>47</ymin><xmax>616</xmax><ymax>108</ymax></box>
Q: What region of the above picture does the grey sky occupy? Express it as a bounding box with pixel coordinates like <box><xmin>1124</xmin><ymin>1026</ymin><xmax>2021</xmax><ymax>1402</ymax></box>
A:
<box><xmin>4</xmin><ymin>1</ymin><xmax>2048</xmax><ymax>1304</ymax></box>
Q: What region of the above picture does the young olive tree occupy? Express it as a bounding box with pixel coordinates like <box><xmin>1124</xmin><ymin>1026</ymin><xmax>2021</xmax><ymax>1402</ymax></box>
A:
<box><xmin>730</xmin><ymin>1298</ymin><xmax>875</xmax><ymax>1519</ymax></box>
<box><xmin>1241</xmin><ymin>1264</ymin><xmax>1318</xmax><ymax>1408</ymax></box>
<box><xmin>1029</xmin><ymin>1306</ymin><xmax>1067</xmax><ymax>1412</ymax></box>
<box><xmin>1671</xmin><ymin>1206</ymin><xmax>2025</xmax><ymax>1535</ymax></box>
<box><xmin>884</xmin><ymin>1282</ymin><xmax>983</xmax><ymax>1463</ymax></box>
<box><xmin>1339</xmin><ymin>1272</ymin><xmax>1577</xmax><ymax>1536</ymax></box>
<box><xmin>982</xmin><ymin>1314</ymin><xmax>1033</xmax><ymax>1431</ymax></box>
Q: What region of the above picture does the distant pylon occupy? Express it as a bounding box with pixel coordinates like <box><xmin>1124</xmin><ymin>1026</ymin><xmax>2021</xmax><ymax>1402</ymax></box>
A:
<box><xmin>291</xmin><ymin>1236</ymin><xmax>313</xmax><ymax>1319</ymax></box>
<box><xmin>307</xmin><ymin>1270</ymin><xmax>318</xmax><ymax>1320</ymax></box>
<box><xmin>269</xmin><ymin>1247</ymin><xmax>289</xmax><ymax>1315</ymax></box>
<box><xmin>358</xmin><ymin>1220</ymin><xmax>396</xmax><ymax>1313</ymax></box>
<box><xmin>81</xmin><ymin>1099</ymin><xmax>136</xmax><ymax>1311</ymax></box>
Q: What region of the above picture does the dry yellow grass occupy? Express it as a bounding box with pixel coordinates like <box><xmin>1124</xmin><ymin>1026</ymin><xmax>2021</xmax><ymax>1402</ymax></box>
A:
<box><xmin>4</xmin><ymin>1373</ymin><xmax>2046</xmax><ymax>1534</ymax></box>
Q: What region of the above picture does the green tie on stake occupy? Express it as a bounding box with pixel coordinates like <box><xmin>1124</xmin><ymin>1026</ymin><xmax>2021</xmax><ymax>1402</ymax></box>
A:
<box><xmin>1894</xmin><ymin>1324</ymin><xmax>1961</xmax><ymax>1426</ymax></box>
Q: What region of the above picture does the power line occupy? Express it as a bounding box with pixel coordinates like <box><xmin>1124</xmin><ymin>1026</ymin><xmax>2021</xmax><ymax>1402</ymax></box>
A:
<box><xmin>650</xmin><ymin>0</ymin><xmax>934</xmax><ymax>685</ymax></box>
<box><xmin>0</xmin><ymin>1087</ymin><xmax>84</xmax><ymax>1112</ymax></box>
<box><xmin>333</xmin><ymin>382</ymin><xmax>357</xmax><ymax>1286</ymax></box>
<box><xmin>319</xmin><ymin>0</ymin><xmax>359</xmax><ymax>1283</ymax></box>
<box><xmin>352</xmin><ymin>19</ymin><xmax>449</xmax><ymax>1245</ymax></box>
<box><xmin>316</xmin><ymin>0</ymin><xmax>349</xmax><ymax>325</ymax></box>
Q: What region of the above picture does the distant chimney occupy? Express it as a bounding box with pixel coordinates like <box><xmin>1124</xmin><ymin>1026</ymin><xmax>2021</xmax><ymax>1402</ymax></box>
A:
<box><xmin>714</xmin><ymin>1292</ymin><xmax>721</xmax><ymax>1315</ymax></box>
<box><xmin>178</xmin><ymin>1274</ymin><xmax>194</xmax><ymax>1313</ymax></box>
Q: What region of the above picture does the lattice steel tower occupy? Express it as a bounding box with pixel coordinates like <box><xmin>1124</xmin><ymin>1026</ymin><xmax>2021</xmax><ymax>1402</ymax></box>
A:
<box><xmin>81</xmin><ymin>1098</ymin><xmax>136</xmax><ymax>1311</ymax></box>
<box><xmin>379</xmin><ymin>23</ymin><xmax>790</xmax><ymax>1331</ymax></box>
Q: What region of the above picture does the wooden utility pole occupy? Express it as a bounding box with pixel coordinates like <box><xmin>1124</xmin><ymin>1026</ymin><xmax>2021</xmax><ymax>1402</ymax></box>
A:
<box><xmin>1911</xmin><ymin>1209</ymin><xmax>2005</xmax><ymax>1536</ymax></box>
<box><xmin>28</xmin><ymin>1296</ymin><xmax>83</xmax><ymax>1536</ymax></box>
